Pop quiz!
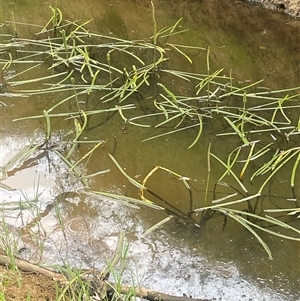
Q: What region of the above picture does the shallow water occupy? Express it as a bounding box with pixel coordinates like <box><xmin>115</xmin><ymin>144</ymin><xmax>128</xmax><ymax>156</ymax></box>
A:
<box><xmin>0</xmin><ymin>0</ymin><xmax>300</xmax><ymax>300</ymax></box>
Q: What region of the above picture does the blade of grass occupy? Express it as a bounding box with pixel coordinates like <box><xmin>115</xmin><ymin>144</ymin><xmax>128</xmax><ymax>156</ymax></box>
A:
<box><xmin>107</xmin><ymin>151</ymin><xmax>146</xmax><ymax>190</ymax></box>
<box><xmin>188</xmin><ymin>115</ymin><xmax>203</xmax><ymax>149</ymax></box>
<box><xmin>217</xmin><ymin>208</ymin><xmax>273</xmax><ymax>259</ymax></box>
<box><xmin>144</xmin><ymin>216</ymin><xmax>173</xmax><ymax>235</ymax></box>
<box><xmin>194</xmin><ymin>193</ymin><xmax>261</xmax><ymax>212</ymax></box>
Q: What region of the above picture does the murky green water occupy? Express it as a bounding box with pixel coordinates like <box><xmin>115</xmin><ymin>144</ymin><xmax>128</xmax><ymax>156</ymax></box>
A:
<box><xmin>0</xmin><ymin>0</ymin><xmax>299</xmax><ymax>300</ymax></box>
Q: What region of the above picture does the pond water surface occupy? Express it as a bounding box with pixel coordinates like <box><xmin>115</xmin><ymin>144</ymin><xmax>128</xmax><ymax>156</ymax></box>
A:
<box><xmin>0</xmin><ymin>0</ymin><xmax>300</xmax><ymax>300</ymax></box>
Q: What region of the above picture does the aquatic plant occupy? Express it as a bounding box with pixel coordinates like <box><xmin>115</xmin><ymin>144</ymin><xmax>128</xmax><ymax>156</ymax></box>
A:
<box><xmin>0</xmin><ymin>3</ymin><xmax>299</xmax><ymax>261</ymax></box>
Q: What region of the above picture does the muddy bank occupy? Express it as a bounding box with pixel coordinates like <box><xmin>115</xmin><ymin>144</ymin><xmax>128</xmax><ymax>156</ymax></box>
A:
<box><xmin>259</xmin><ymin>0</ymin><xmax>300</xmax><ymax>17</ymax></box>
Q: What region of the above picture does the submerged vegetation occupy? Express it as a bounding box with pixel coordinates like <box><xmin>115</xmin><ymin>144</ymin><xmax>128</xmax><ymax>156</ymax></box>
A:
<box><xmin>0</xmin><ymin>3</ymin><xmax>299</xmax><ymax>298</ymax></box>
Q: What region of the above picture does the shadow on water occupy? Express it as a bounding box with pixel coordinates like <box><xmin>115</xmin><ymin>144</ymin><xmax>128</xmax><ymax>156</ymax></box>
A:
<box><xmin>0</xmin><ymin>0</ymin><xmax>300</xmax><ymax>300</ymax></box>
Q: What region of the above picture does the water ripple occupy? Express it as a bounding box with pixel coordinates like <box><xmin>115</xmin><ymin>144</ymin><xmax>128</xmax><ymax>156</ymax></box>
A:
<box><xmin>64</xmin><ymin>216</ymin><xmax>99</xmax><ymax>237</ymax></box>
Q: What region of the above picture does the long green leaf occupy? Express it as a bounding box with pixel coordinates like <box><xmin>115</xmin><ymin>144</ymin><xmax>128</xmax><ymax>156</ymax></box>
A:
<box><xmin>188</xmin><ymin>115</ymin><xmax>203</xmax><ymax>149</ymax></box>
<box><xmin>145</xmin><ymin>216</ymin><xmax>173</xmax><ymax>235</ymax></box>
<box><xmin>217</xmin><ymin>208</ymin><xmax>273</xmax><ymax>258</ymax></box>
<box><xmin>194</xmin><ymin>193</ymin><xmax>261</xmax><ymax>212</ymax></box>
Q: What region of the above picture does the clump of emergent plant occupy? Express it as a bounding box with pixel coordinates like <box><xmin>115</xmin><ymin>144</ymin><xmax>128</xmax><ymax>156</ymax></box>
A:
<box><xmin>0</xmin><ymin>1</ymin><xmax>299</xmax><ymax>260</ymax></box>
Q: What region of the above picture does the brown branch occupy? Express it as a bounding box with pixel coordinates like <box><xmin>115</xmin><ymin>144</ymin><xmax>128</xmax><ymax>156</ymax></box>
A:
<box><xmin>0</xmin><ymin>254</ymin><xmax>67</xmax><ymax>282</ymax></box>
<box><xmin>106</xmin><ymin>282</ymin><xmax>211</xmax><ymax>301</ymax></box>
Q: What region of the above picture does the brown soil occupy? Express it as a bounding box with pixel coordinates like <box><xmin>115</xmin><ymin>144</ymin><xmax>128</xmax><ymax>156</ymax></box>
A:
<box><xmin>0</xmin><ymin>265</ymin><xmax>58</xmax><ymax>301</ymax></box>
